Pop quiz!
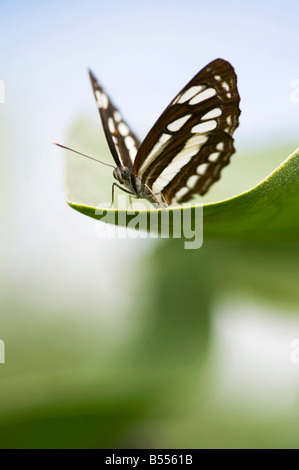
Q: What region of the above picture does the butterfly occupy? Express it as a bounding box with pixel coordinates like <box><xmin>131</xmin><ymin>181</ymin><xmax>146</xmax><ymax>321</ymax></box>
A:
<box><xmin>57</xmin><ymin>59</ymin><xmax>240</xmax><ymax>208</ymax></box>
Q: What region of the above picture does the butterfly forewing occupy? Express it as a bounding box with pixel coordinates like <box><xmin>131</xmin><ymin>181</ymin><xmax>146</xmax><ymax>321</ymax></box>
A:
<box><xmin>132</xmin><ymin>59</ymin><xmax>240</xmax><ymax>204</ymax></box>
<box><xmin>89</xmin><ymin>71</ymin><xmax>140</xmax><ymax>170</ymax></box>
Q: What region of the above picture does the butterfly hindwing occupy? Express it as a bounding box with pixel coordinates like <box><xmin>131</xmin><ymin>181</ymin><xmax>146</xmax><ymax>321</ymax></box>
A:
<box><xmin>89</xmin><ymin>71</ymin><xmax>140</xmax><ymax>170</ymax></box>
<box><xmin>132</xmin><ymin>59</ymin><xmax>240</xmax><ymax>204</ymax></box>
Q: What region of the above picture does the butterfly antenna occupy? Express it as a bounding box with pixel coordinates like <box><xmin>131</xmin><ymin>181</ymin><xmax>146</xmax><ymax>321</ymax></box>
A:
<box><xmin>53</xmin><ymin>142</ymin><xmax>115</xmax><ymax>169</ymax></box>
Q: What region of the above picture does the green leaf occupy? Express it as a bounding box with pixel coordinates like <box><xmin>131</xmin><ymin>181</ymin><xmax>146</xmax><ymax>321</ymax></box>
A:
<box><xmin>204</xmin><ymin>147</ymin><xmax>299</xmax><ymax>242</ymax></box>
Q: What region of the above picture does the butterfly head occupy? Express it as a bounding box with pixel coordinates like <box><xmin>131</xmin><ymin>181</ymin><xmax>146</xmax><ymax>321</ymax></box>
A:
<box><xmin>113</xmin><ymin>166</ymin><xmax>131</xmax><ymax>185</ymax></box>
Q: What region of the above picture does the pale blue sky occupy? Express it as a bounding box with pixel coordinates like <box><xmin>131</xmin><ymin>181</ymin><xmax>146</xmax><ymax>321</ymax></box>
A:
<box><xmin>1</xmin><ymin>0</ymin><xmax>299</xmax><ymax>142</ymax></box>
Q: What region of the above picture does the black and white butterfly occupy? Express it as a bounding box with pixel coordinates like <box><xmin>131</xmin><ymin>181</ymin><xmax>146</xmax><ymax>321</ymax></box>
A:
<box><xmin>59</xmin><ymin>59</ymin><xmax>240</xmax><ymax>207</ymax></box>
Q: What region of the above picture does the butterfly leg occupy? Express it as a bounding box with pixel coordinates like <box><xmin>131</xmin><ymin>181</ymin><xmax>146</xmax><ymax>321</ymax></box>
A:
<box><xmin>143</xmin><ymin>191</ymin><xmax>168</xmax><ymax>208</ymax></box>
<box><xmin>143</xmin><ymin>183</ymin><xmax>168</xmax><ymax>210</ymax></box>
<box><xmin>160</xmin><ymin>191</ymin><xmax>168</xmax><ymax>207</ymax></box>
<box><xmin>111</xmin><ymin>183</ymin><xmax>135</xmax><ymax>208</ymax></box>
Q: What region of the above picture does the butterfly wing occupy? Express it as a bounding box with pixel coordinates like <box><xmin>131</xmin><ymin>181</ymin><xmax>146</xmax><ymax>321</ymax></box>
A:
<box><xmin>132</xmin><ymin>59</ymin><xmax>240</xmax><ymax>204</ymax></box>
<box><xmin>89</xmin><ymin>70</ymin><xmax>140</xmax><ymax>170</ymax></box>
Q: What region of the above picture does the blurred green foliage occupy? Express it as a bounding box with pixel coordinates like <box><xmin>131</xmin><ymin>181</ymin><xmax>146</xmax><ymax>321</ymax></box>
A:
<box><xmin>1</xmin><ymin>119</ymin><xmax>299</xmax><ymax>448</ymax></box>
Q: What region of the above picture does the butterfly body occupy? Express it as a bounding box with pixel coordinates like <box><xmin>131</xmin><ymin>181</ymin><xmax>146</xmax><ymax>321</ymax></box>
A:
<box><xmin>113</xmin><ymin>166</ymin><xmax>154</xmax><ymax>202</ymax></box>
<box><xmin>89</xmin><ymin>59</ymin><xmax>241</xmax><ymax>207</ymax></box>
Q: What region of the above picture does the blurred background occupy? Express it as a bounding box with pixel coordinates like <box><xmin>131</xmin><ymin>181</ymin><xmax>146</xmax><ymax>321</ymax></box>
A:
<box><xmin>1</xmin><ymin>0</ymin><xmax>299</xmax><ymax>448</ymax></box>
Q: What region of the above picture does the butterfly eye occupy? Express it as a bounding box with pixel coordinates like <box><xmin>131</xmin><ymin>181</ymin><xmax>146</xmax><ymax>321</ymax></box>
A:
<box><xmin>121</xmin><ymin>167</ymin><xmax>130</xmax><ymax>178</ymax></box>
